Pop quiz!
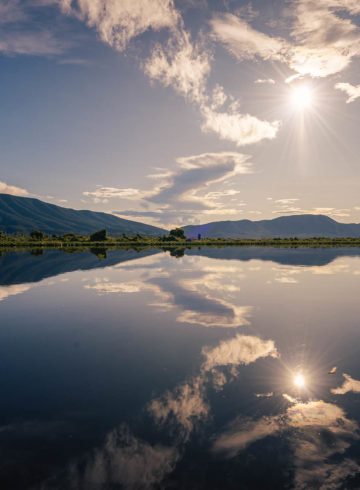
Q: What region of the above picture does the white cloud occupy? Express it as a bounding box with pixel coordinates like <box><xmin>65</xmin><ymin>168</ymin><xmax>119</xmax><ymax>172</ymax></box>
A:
<box><xmin>148</xmin><ymin>152</ymin><xmax>252</xmax><ymax>209</ymax></box>
<box><xmin>143</xmin><ymin>28</ymin><xmax>211</xmax><ymax>104</ymax></box>
<box><xmin>210</xmin><ymin>3</ymin><xmax>360</xmax><ymax>79</ymax></box>
<box><xmin>84</xmin><ymin>152</ymin><xmax>252</xmax><ymax>225</ymax></box>
<box><xmin>200</xmin><ymin>107</ymin><xmax>281</xmax><ymax>146</ymax></box>
<box><xmin>0</xmin><ymin>181</ymin><xmax>29</xmax><ymax>197</ymax></box>
<box><xmin>83</xmin><ymin>187</ymin><xmax>145</xmax><ymax>201</ymax></box>
<box><xmin>331</xmin><ymin>373</ymin><xmax>360</xmax><ymax>395</ymax></box>
<box><xmin>210</xmin><ymin>13</ymin><xmax>285</xmax><ymax>62</ymax></box>
<box><xmin>254</xmin><ymin>78</ymin><xmax>275</xmax><ymax>84</ymax></box>
<box><xmin>335</xmin><ymin>82</ymin><xmax>360</xmax><ymax>103</ymax></box>
<box><xmin>288</xmin><ymin>0</ymin><xmax>360</xmax><ymax>78</ymax></box>
<box><xmin>58</xmin><ymin>0</ymin><xmax>179</xmax><ymax>52</ymax></box>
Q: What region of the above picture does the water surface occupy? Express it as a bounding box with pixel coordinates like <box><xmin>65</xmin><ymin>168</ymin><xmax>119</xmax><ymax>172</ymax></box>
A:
<box><xmin>1</xmin><ymin>247</ymin><xmax>360</xmax><ymax>489</ymax></box>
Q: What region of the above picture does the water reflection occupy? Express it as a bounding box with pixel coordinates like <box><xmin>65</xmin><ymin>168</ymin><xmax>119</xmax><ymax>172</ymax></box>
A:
<box><xmin>1</xmin><ymin>248</ymin><xmax>360</xmax><ymax>489</ymax></box>
<box><xmin>214</xmin><ymin>399</ymin><xmax>360</xmax><ymax>489</ymax></box>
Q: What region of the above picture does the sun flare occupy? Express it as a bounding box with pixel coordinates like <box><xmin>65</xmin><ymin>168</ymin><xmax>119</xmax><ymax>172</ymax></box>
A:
<box><xmin>294</xmin><ymin>374</ymin><xmax>305</xmax><ymax>388</ymax></box>
<box><xmin>290</xmin><ymin>85</ymin><xmax>313</xmax><ymax>110</ymax></box>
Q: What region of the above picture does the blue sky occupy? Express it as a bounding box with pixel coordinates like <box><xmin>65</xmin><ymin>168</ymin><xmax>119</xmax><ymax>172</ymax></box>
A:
<box><xmin>1</xmin><ymin>0</ymin><xmax>360</xmax><ymax>227</ymax></box>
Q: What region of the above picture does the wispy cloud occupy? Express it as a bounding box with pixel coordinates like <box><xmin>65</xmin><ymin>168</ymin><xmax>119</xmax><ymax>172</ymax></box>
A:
<box><xmin>0</xmin><ymin>29</ymin><xmax>65</xmax><ymax>55</ymax></box>
<box><xmin>57</xmin><ymin>0</ymin><xmax>180</xmax><ymax>52</ymax></box>
<box><xmin>210</xmin><ymin>1</ymin><xmax>360</xmax><ymax>79</ymax></box>
<box><xmin>254</xmin><ymin>78</ymin><xmax>275</xmax><ymax>84</ymax></box>
<box><xmin>83</xmin><ymin>151</ymin><xmax>252</xmax><ymax>226</ymax></box>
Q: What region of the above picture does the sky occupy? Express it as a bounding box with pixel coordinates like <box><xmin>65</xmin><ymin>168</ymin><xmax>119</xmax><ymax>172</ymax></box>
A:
<box><xmin>0</xmin><ymin>0</ymin><xmax>360</xmax><ymax>228</ymax></box>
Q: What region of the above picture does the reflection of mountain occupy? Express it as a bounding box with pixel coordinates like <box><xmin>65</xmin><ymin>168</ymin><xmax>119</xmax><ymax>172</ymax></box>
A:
<box><xmin>0</xmin><ymin>249</ymin><xmax>160</xmax><ymax>286</ymax></box>
<box><xmin>187</xmin><ymin>246</ymin><xmax>360</xmax><ymax>266</ymax></box>
<box><xmin>2</xmin><ymin>246</ymin><xmax>360</xmax><ymax>288</ymax></box>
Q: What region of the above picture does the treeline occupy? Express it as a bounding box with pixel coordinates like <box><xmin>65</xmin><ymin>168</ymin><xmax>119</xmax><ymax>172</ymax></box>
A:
<box><xmin>2</xmin><ymin>228</ymin><xmax>360</xmax><ymax>248</ymax></box>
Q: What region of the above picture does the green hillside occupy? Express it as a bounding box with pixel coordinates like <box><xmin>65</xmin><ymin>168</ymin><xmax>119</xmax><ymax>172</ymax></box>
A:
<box><xmin>0</xmin><ymin>194</ymin><xmax>167</xmax><ymax>237</ymax></box>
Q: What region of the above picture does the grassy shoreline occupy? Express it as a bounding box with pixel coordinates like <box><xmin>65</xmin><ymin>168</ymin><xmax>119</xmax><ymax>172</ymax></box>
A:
<box><xmin>2</xmin><ymin>237</ymin><xmax>360</xmax><ymax>250</ymax></box>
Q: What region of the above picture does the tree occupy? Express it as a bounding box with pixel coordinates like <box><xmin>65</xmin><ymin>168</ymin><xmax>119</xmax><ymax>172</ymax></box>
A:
<box><xmin>169</xmin><ymin>228</ymin><xmax>185</xmax><ymax>239</ymax></box>
<box><xmin>90</xmin><ymin>229</ymin><xmax>107</xmax><ymax>241</ymax></box>
<box><xmin>30</xmin><ymin>230</ymin><xmax>46</xmax><ymax>240</ymax></box>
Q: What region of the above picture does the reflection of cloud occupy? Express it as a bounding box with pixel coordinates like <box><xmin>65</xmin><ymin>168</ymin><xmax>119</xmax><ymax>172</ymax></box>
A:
<box><xmin>85</xmin><ymin>282</ymin><xmax>142</xmax><ymax>294</ymax></box>
<box><xmin>331</xmin><ymin>373</ymin><xmax>360</xmax><ymax>395</ymax></box>
<box><xmin>0</xmin><ymin>284</ymin><xmax>34</xmax><ymax>302</ymax></box>
<box><xmin>202</xmin><ymin>334</ymin><xmax>279</xmax><ymax>371</ymax></box>
<box><xmin>65</xmin><ymin>425</ymin><xmax>179</xmax><ymax>490</ymax></box>
<box><xmin>149</xmin><ymin>375</ymin><xmax>209</xmax><ymax>441</ymax></box>
<box><xmin>214</xmin><ymin>399</ymin><xmax>360</xmax><ymax>489</ymax></box>
<box><xmin>150</xmin><ymin>332</ymin><xmax>278</xmax><ymax>440</ymax></box>
<box><xmin>150</xmin><ymin>275</ymin><xmax>252</xmax><ymax>328</ymax></box>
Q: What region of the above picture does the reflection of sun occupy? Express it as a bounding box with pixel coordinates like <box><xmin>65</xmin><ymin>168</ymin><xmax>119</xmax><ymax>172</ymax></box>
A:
<box><xmin>294</xmin><ymin>374</ymin><xmax>305</xmax><ymax>388</ymax></box>
<box><xmin>290</xmin><ymin>85</ymin><xmax>312</xmax><ymax>110</ymax></box>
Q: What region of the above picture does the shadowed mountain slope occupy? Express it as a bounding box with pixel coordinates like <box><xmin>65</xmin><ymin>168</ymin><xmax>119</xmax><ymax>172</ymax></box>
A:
<box><xmin>0</xmin><ymin>194</ymin><xmax>166</xmax><ymax>236</ymax></box>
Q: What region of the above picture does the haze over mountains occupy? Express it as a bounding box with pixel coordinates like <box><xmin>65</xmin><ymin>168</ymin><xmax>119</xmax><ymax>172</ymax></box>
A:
<box><xmin>0</xmin><ymin>194</ymin><xmax>166</xmax><ymax>237</ymax></box>
<box><xmin>2</xmin><ymin>194</ymin><xmax>360</xmax><ymax>239</ymax></box>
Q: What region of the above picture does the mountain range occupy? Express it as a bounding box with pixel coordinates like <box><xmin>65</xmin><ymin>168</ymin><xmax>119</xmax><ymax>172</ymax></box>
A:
<box><xmin>0</xmin><ymin>194</ymin><xmax>166</xmax><ymax>237</ymax></box>
<box><xmin>2</xmin><ymin>194</ymin><xmax>360</xmax><ymax>239</ymax></box>
<box><xmin>183</xmin><ymin>214</ymin><xmax>360</xmax><ymax>238</ymax></box>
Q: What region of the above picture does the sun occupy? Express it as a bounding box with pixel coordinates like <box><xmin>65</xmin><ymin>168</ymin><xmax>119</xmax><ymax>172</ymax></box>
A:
<box><xmin>290</xmin><ymin>85</ymin><xmax>313</xmax><ymax>110</ymax></box>
<box><xmin>294</xmin><ymin>374</ymin><xmax>305</xmax><ymax>388</ymax></box>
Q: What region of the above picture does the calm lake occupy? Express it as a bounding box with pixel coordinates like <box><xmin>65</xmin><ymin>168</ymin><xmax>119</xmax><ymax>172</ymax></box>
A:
<box><xmin>2</xmin><ymin>247</ymin><xmax>360</xmax><ymax>489</ymax></box>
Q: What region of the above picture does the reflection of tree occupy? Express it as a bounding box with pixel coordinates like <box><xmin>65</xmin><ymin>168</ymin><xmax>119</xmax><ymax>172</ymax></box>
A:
<box><xmin>169</xmin><ymin>248</ymin><xmax>185</xmax><ymax>258</ymax></box>
<box><xmin>30</xmin><ymin>248</ymin><xmax>44</xmax><ymax>256</ymax></box>
<box><xmin>90</xmin><ymin>248</ymin><xmax>108</xmax><ymax>259</ymax></box>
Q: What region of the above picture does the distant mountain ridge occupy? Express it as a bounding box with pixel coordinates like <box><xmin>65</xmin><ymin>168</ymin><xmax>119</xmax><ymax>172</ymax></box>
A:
<box><xmin>0</xmin><ymin>194</ymin><xmax>166</xmax><ymax>236</ymax></box>
<box><xmin>183</xmin><ymin>214</ymin><xmax>360</xmax><ymax>238</ymax></box>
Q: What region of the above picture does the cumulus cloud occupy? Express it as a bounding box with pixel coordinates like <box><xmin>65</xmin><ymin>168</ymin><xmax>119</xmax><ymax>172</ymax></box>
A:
<box><xmin>200</xmin><ymin>107</ymin><xmax>280</xmax><ymax>146</ymax></box>
<box><xmin>0</xmin><ymin>181</ymin><xmax>29</xmax><ymax>197</ymax></box>
<box><xmin>335</xmin><ymin>82</ymin><xmax>360</xmax><ymax>103</ymax></box>
<box><xmin>331</xmin><ymin>373</ymin><xmax>360</xmax><ymax>395</ymax></box>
